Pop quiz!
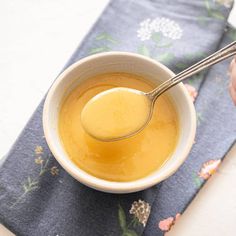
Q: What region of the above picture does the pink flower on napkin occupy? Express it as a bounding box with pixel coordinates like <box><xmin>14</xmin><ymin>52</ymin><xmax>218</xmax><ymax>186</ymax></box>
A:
<box><xmin>184</xmin><ymin>84</ymin><xmax>198</xmax><ymax>102</ymax></box>
<box><xmin>158</xmin><ymin>213</ymin><xmax>181</xmax><ymax>232</ymax></box>
<box><xmin>198</xmin><ymin>159</ymin><xmax>221</xmax><ymax>180</ymax></box>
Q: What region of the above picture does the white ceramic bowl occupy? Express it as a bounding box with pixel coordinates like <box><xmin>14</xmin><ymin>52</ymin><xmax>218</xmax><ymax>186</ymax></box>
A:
<box><xmin>43</xmin><ymin>52</ymin><xmax>196</xmax><ymax>193</ymax></box>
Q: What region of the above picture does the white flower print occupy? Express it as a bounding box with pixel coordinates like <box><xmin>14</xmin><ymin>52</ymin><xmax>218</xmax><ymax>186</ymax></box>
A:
<box><xmin>137</xmin><ymin>17</ymin><xmax>183</xmax><ymax>41</ymax></box>
<box><xmin>129</xmin><ymin>199</ymin><xmax>151</xmax><ymax>226</ymax></box>
<box><xmin>137</xmin><ymin>18</ymin><xmax>152</xmax><ymax>41</ymax></box>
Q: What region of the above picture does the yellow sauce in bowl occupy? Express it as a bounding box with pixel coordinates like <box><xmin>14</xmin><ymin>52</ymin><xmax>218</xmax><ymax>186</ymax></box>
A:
<box><xmin>59</xmin><ymin>72</ymin><xmax>179</xmax><ymax>182</ymax></box>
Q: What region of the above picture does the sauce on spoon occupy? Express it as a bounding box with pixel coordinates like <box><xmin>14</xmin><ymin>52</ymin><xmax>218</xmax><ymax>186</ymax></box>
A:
<box><xmin>81</xmin><ymin>87</ymin><xmax>151</xmax><ymax>141</ymax></box>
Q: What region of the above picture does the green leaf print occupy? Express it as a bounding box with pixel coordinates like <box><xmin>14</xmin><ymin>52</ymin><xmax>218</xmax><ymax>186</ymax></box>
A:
<box><xmin>26</xmin><ymin>177</ymin><xmax>39</xmax><ymax>191</ymax></box>
<box><xmin>39</xmin><ymin>159</ymin><xmax>49</xmax><ymax>176</ymax></box>
<box><xmin>10</xmin><ymin>146</ymin><xmax>59</xmax><ymax>208</ymax></box>
<box><xmin>89</xmin><ymin>32</ymin><xmax>118</xmax><ymax>55</ymax></box>
<box><xmin>204</xmin><ymin>0</ymin><xmax>211</xmax><ymax>12</ymax></box>
<box><xmin>176</xmin><ymin>62</ymin><xmax>188</xmax><ymax>70</ymax></box>
<box><xmin>123</xmin><ymin>230</ymin><xmax>138</xmax><ymax>236</ymax></box>
<box><xmin>89</xmin><ymin>46</ymin><xmax>111</xmax><ymax>55</ymax></box>
<box><xmin>95</xmin><ymin>32</ymin><xmax>118</xmax><ymax>44</ymax></box>
<box><xmin>138</xmin><ymin>44</ymin><xmax>150</xmax><ymax>57</ymax></box>
<box><xmin>196</xmin><ymin>112</ymin><xmax>203</xmax><ymax>125</ymax></box>
<box><xmin>209</xmin><ymin>10</ymin><xmax>224</xmax><ymax>20</ymax></box>
<box><xmin>188</xmin><ymin>72</ymin><xmax>205</xmax><ymax>85</ymax></box>
<box><xmin>23</xmin><ymin>184</ymin><xmax>28</xmax><ymax>192</ymax></box>
<box><xmin>118</xmin><ymin>203</ymin><xmax>145</xmax><ymax>236</ymax></box>
<box><xmin>185</xmin><ymin>52</ymin><xmax>206</xmax><ymax>61</ymax></box>
<box><xmin>192</xmin><ymin>173</ymin><xmax>202</xmax><ymax>188</ymax></box>
<box><xmin>151</xmin><ymin>32</ymin><xmax>172</xmax><ymax>48</ymax></box>
<box><xmin>118</xmin><ymin>204</ymin><xmax>127</xmax><ymax>230</ymax></box>
<box><xmin>197</xmin><ymin>16</ymin><xmax>208</xmax><ymax>26</ymax></box>
<box><xmin>151</xmin><ymin>32</ymin><xmax>161</xmax><ymax>43</ymax></box>
<box><xmin>156</xmin><ymin>42</ymin><xmax>173</xmax><ymax>48</ymax></box>
<box><xmin>10</xmin><ymin>177</ymin><xmax>39</xmax><ymax>208</ymax></box>
<box><xmin>228</xmin><ymin>28</ymin><xmax>236</xmax><ymax>41</ymax></box>
<box><xmin>131</xmin><ymin>217</ymin><xmax>139</xmax><ymax>227</ymax></box>
<box><xmin>155</xmin><ymin>52</ymin><xmax>175</xmax><ymax>64</ymax></box>
<box><xmin>204</xmin><ymin>0</ymin><xmax>225</xmax><ymax>20</ymax></box>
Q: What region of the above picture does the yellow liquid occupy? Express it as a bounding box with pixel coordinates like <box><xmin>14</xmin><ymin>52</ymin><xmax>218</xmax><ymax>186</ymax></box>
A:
<box><xmin>59</xmin><ymin>72</ymin><xmax>179</xmax><ymax>182</ymax></box>
<box><xmin>81</xmin><ymin>87</ymin><xmax>151</xmax><ymax>140</ymax></box>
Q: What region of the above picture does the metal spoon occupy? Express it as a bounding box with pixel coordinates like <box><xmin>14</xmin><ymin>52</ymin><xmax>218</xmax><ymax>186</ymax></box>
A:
<box><xmin>82</xmin><ymin>41</ymin><xmax>236</xmax><ymax>142</ymax></box>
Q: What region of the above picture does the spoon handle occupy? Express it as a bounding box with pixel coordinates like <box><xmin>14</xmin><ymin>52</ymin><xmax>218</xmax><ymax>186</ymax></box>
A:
<box><xmin>148</xmin><ymin>41</ymin><xmax>236</xmax><ymax>100</ymax></box>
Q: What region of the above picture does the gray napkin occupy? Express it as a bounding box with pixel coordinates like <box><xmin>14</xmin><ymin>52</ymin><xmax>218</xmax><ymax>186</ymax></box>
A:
<box><xmin>0</xmin><ymin>0</ymin><xmax>235</xmax><ymax>235</ymax></box>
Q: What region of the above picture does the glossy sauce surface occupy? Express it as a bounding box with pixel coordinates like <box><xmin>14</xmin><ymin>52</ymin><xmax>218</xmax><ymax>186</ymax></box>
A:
<box><xmin>59</xmin><ymin>72</ymin><xmax>179</xmax><ymax>181</ymax></box>
<box><xmin>81</xmin><ymin>87</ymin><xmax>151</xmax><ymax>141</ymax></box>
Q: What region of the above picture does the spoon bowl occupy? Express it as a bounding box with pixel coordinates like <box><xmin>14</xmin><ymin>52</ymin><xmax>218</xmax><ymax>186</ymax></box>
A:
<box><xmin>81</xmin><ymin>87</ymin><xmax>152</xmax><ymax>141</ymax></box>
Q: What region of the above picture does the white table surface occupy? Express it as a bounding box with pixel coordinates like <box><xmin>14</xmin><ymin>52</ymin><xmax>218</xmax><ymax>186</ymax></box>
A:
<box><xmin>0</xmin><ymin>1</ymin><xmax>236</xmax><ymax>235</ymax></box>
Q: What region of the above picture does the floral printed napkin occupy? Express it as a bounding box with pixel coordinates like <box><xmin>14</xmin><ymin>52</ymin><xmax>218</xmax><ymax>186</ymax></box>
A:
<box><xmin>0</xmin><ymin>0</ymin><xmax>236</xmax><ymax>235</ymax></box>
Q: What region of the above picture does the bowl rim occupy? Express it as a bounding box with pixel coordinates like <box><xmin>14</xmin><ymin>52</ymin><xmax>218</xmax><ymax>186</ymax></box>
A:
<box><xmin>43</xmin><ymin>51</ymin><xmax>196</xmax><ymax>193</ymax></box>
